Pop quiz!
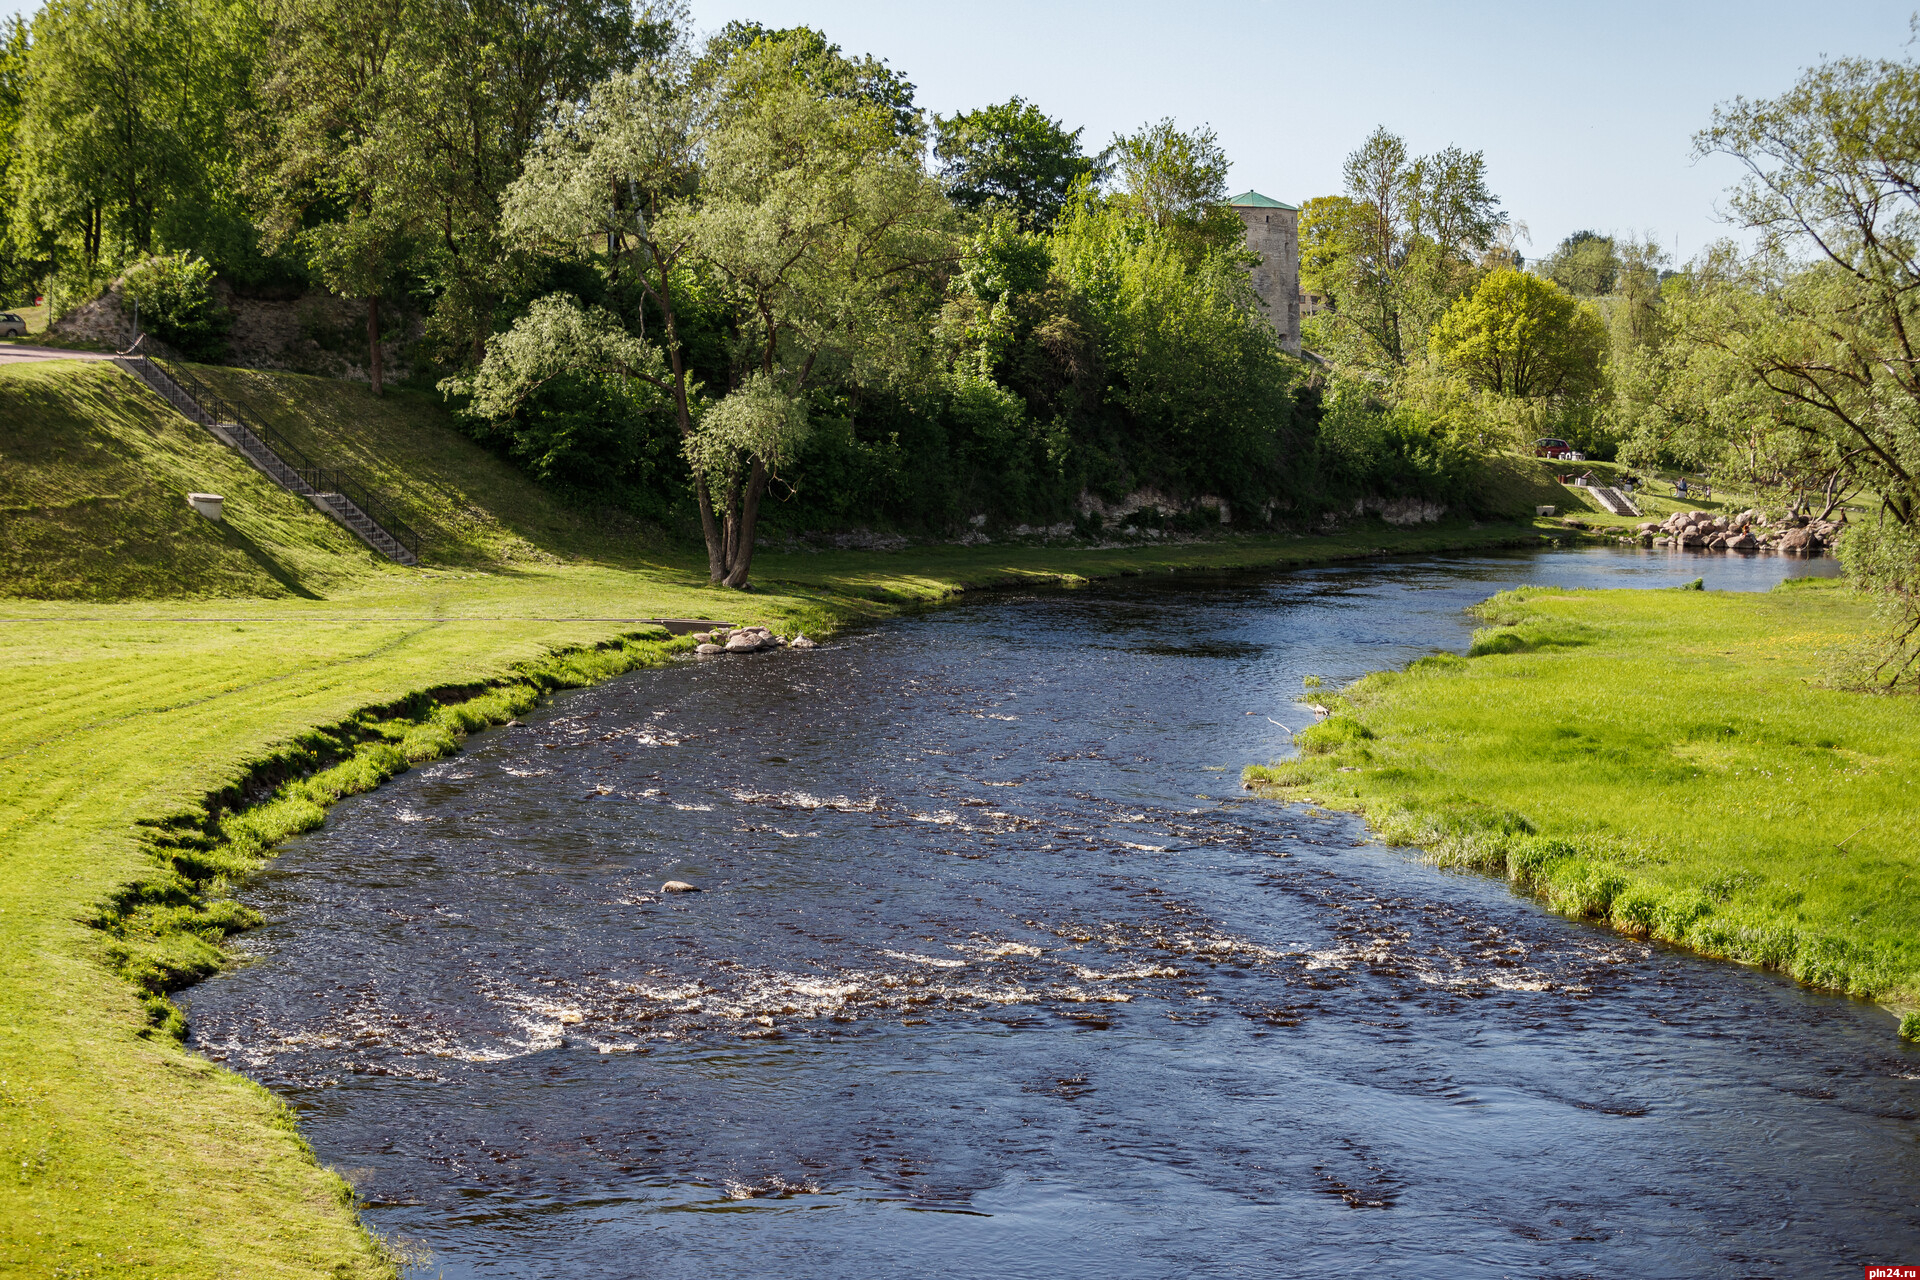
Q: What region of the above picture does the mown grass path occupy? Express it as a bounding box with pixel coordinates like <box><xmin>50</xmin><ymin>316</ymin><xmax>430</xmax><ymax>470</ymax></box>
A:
<box><xmin>1247</xmin><ymin>580</ymin><xmax>1920</xmax><ymax>1027</ymax></box>
<box><xmin>1</xmin><ymin>516</ymin><xmax>1561</xmax><ymax>1277</ymax></box>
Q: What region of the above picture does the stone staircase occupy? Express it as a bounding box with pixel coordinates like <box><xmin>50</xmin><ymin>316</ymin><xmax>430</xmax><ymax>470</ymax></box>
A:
<box><xmin>114</xmin><ymin>356</ymin><xmax>419</xmax><ymax>565</ymax></box>
<box><xmin>1589</xmin><ymin>486</ymin><xmax>1641</xmax><ymax>517</ymax></box>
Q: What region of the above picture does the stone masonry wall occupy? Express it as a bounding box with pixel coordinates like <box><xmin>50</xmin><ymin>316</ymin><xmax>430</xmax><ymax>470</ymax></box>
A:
<box><xmin>1233</xmin><ymin>204</ymin><xmax>1301</xmax><ymax>354</ymax></box>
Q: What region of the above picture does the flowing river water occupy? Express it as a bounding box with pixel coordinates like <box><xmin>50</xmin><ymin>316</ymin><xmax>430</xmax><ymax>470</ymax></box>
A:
<box><xmin>184</xmin><ymin>547</ymin><xmax>1920</xmax><ymax>1279</ymax></box>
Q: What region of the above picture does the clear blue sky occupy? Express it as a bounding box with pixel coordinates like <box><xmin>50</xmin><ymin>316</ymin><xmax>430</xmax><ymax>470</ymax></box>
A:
<box><xmin>686</xmin><ymin>0</ymin><xmax>1916</xmax><ymax>263</ymax></box>
<box><xmin>1</xmin><ymin>0</ymin><xmax>1909</xmax><ymax>261</ymax></box>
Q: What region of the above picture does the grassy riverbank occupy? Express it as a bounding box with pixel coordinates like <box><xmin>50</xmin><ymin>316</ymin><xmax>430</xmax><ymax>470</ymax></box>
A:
<box><xmin>1246</xmin><ymin>578</ymin><xmax>1920</xmax><ymax>1028</ymax></box>
<box><xmin>1</xmin><ymin>353</ymin><xmax>1580</xmax><ymax>1277</ymax></box>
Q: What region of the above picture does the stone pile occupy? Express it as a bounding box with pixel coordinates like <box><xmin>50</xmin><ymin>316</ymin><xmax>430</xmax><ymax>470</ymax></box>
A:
<box><xmin>1632</xmin><ymin>509</ymin><xmax>1844</xmax><ymax>554</ymax></box>
<box><xmin>691</xmin><ymin>626</ymin><xmax>817</xmax><ymax>656</ymax></box>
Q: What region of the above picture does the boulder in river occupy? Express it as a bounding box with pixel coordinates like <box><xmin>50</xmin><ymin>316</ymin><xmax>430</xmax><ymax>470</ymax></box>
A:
<box><xmin>661</xmin><ymin>880</ymin><xmax>699</xmax><ymax>893</ymax></box>
<box><xmin>791</xmin><ymin>635</ymin><xmax>817</xmax><ymax>649</ymax></box>
<box><xmin>725</xmin><ymin>633</ymin><xmax>766</xmax><ymax>653</ymax></box>
<box><xmin>696</xmin><ymin>642</ymin><xmax>725</xmax><ymax>655</ymax></box>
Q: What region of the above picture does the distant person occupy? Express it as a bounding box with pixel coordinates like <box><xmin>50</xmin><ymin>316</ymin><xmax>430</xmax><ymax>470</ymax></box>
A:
<box><xmin>1674</xmin><ymin>477</ymin><xmax>1689</xmax><ymax>498</ymax></box>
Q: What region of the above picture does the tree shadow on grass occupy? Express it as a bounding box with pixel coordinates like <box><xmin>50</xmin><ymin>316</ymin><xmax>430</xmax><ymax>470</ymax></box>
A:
<box><xmin>219</xmin><ymin>522</ymin><xmax>322</xmax><ymax>599</ymax></box>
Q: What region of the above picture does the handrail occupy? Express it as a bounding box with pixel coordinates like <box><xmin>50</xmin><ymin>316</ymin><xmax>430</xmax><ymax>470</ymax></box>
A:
<box><xmin>145</xmin><ymin>354</ymin><xmax>420</xmax><ymax>561</ymax></box>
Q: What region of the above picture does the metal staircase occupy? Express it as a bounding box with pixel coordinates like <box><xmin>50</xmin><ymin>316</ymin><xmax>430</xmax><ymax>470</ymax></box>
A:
<box><xmin>114</xmin><ymin>354</ymin><xmax>419</xmax><ymax>565</ymax></box>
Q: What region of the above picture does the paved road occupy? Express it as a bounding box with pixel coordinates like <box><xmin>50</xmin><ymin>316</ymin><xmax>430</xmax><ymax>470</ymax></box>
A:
<box><xmin>0</xmin><ymin>341</ymin><xmax>117</xmax><ymax>363</ymax></box>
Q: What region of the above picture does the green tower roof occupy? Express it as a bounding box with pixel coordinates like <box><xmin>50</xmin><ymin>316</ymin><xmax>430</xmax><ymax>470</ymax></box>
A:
<box><xmin>1227</xmin><ymin>190</ymin><xmax>1297</xmax><ymax>211</ymax></box>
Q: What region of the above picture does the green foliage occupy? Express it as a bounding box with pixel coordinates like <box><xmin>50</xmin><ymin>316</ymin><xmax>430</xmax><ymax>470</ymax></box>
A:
<box><xmin>1303</xmin><ymin>126</ymin><xmax>1507</xmax><ymax>373</ymax></box>
<box><xmin>1314</xmin><ymin>376</ymin><xmax>1486</xmax><ymax>505</ymax></box>
<box><xmin>451</xmin><ymin>293</ymin><xmax>679</xmax><ymax>496</ymax></box>
<box><xmin>1106</xmin><ymin>118</ymin><xmax>1244</xmax><ymax>252</ymax></box>
<box><xmin>935</xmin><ymin>96</ymin><xmax>1092</xmax><ymax>230</ymax></box>
<box><xmin>697</xmin><ymin>20</ymin><xmax>919</xmax><ymax>136</ymax></box>
<box><xmin>1429</xmin><ymin>268</ymin><xmax>1607</xmax><ymax>398</ymax></box>
<box><xmin>685</xmin><ymin>372</ymin><xmax>811</xmax><ymax>513</ymax></box>
<box><xmin>1541</xmin><ymin>230</ymin><xmax>1621</xmax><ymax>295</ymax></box>
<box><xmin>14</xmin><ymin>0</ymin><xmax>260</xmax><ymax>275</ymax></box>
<box><xmin>1048</xmin><ymin>192</ymin><xmax>1307</xmax><ymax>506</ymax></box>
<box><xmin>123</xmin><ymin>252</ymin><xmax>232</xmax><ymax>359</ymax></box>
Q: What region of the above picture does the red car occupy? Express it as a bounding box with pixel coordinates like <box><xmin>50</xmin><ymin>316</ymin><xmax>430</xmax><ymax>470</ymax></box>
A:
<box><xmin>1535</xmin><ymin>437</ymin><xmax>1574</xmax><ymax>458</ymax></box>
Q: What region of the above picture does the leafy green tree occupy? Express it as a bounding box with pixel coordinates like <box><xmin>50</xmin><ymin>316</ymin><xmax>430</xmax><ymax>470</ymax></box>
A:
<box><xmin>934</xmin><ymin>97</ymin><xmax>1092</xmax><ymax>230</ymax></box>
<box><xmin>0</xmin><ymin>19</ymin><xmax>45</xmax><ymax>298</ymax></box>
<box><xmin>386</xmin><ymin>0</ymin><xmax>640</xmax><ymax>367</ymax></box>
<box><xmin>1298</xmin><ymin>194</ymin><xmax>1369</xmax><ymax>312</ymax></box>
<box><xmin>1542</xmin><ymin>231</ymin><xmax>1620</xmax><ymax>295</ymax></box>
<box><xmin>487</xmin><ymin>23</ymin><xmax>954</xmax><ymax>587</ymax></box>
<box><xmin>1692</xmin><ymin>40</ymin><xmax>1920</xmax><ymax>680</ymax></box>
<box><xmin>1698</xmin><ymin>48</ymin><xmax>1920</xmax><ymax>532</ymax></box>
<box><xmin>456</xmin><ymin>292</ymin><xmax>675</xmax><ymax>489</ymax></box>
<box><xmin>672</xmin><ymin>37</ymin><xmax>955</xmax><ymax>585</ymax></box>
<box><xmin>1106</xmin><ymin>118</ymin><xmax>1241</xmax><ymax>252</ymax></box>
<box><xmin>1305</xmin><ymin>126</ymin><xmax>1506</xmax><ymax>372</ymax></box>
<box><xmin>498</xmin><ymin>45</ymin><xmax>722</xmax><ymax>557</ymax></box>
<box><xmin>695</xmin><ymin>20</ymin><xmax>918</xmax><ymax>136</ymax></box>
<box><xmin>1428</xmin><ymin>268</ymin><xmax>1605</xmax><ymax>398</ymax></box>
<box><xmin>16</xmin><ymin>0</ymin><xmax>255</xmax><ymax>274</ymax></box>
<box><xmin>1049</xmin><ymin>190</ymin><xmax>1306</xmax><ymax>505</ymax></box>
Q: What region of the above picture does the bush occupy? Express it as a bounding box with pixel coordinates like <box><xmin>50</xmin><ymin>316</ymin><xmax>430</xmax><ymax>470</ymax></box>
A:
<box><xmin>123</xmin><ymin>252</ymin><xmax>231</xmax><ymax>360</ymax></box>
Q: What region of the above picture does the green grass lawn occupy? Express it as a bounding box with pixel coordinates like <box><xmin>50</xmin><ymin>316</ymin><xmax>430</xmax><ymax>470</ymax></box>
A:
<box><xmin>1</xmin><ymin>355</ymin><xmax>1573</xmax><ymax>1277</ymax></box>
<box><xmin>1246</xmin><ymin>578</ymin><xmax>1920</xmax><ymax>1028</ymax></box>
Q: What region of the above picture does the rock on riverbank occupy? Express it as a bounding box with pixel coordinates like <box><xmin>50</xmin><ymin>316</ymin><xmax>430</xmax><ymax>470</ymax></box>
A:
<box><xmin>1628</xmin><ymin>510</ymin><xmax>1846</xmax><ymax>554</ymax></box>
<box><xmin>691</xmin><ymin>626</ymin><xmax>814</xmax><ymax>656</ymax></box>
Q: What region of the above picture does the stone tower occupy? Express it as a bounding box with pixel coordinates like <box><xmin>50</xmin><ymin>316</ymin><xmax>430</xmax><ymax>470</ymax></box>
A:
<box><xmin>1228</xmin><ymin>191</ymin><xmax>1300</xmax><ymax>354</ymax></box>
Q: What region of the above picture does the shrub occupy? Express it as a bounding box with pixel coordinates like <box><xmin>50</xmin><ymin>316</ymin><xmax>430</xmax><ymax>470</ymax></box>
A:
<box><xmin>123</xmin><ymin>252</ymin><xmax>232</xmax><ymax>360</ymax></box>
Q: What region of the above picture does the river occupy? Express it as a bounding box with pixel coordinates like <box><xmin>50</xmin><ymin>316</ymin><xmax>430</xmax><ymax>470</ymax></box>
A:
<box><xmin>185</xmin><ymin>547</ymin><xmax>1920</xmax><ymax>1279</ymax></box>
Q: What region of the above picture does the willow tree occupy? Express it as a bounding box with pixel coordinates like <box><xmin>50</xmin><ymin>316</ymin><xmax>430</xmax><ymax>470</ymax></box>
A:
<box><xmin>671</xmin><ymin>40</ymin><xmax>954</xmax><ymax>586</ymax></box>
<box><xmin>1698</xmin><ymin>47</ymin><xmax>1920</xmax><ymax>678</ymax></box>
<box><xmin>478</xmin><ymin>25</ymin><xmax>955</xmax><ymax>587</ymax></box>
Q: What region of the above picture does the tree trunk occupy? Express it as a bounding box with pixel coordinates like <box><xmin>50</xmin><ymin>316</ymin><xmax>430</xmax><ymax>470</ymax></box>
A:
<box><xmin>722</xmin><ymin>459</ymin><xmax>769</xmax><ymax>589</ymax></box>
<box><xmin>367</xmin><ymin>296</ymin><xmax>384</xmax><ymax>397</ymax></box>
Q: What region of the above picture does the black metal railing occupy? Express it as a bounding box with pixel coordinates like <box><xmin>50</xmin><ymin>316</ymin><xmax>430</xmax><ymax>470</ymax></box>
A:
<box><xmin>146</xmin><ymin>354</ymin><xmax>421</xmax><ymax>561</ymax></box>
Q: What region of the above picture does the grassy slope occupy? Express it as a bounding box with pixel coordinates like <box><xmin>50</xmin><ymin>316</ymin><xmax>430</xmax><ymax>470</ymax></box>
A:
<box><xmin>2</xmin><ymin>356</ymin><xmax>1568</xmax><ymax>1277</ymax></box>
<box><xmin>0</xmin><ymin>362</ymin><xmax>387</xmax><ymax>599</ymax></box>
<box><xmin>1246</xmin><ymin>579</ymin><xmax>1920</xmax><ymax>1021</ymax></box>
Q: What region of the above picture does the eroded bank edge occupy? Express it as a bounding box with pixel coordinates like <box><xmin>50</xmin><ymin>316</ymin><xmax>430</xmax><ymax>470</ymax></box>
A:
<box><xmin>61</xmin><ymin>521</ymin><xmax>1573</xmax><ymax>1269</ymax></box>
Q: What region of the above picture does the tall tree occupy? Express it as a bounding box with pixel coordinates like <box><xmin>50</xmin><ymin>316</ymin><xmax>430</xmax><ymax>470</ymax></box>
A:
<box><xmin>495</xmin><ymin>42</ymin><xmax>722</xmax><ymax>568</ymax></box>
<box><xmin>1107</xmin><ymin>117</ymin><xmax>1240</xmax><ymax>251</ymax></box>
<box><xmin>1306</xmin><ymin>126</ymin><xmax>1506</xmax><ymax>372</ymax></box>
<box><xmin>248</xmin><ymin>0</ymin><xmax>410</xmax><ymax>393</ymax></box>
<box><xmin>670</xmin><ymin>37</ymin><xmax>954</xmax><ymax>586</ymax></box>
<box><xmin>1698</xmin><ymin>50</ymin><xmax>1920</xmax><ymax>532</ymax></box>
<box><xmin>483</xmin><ymin>24</ymin><xmax>955</xmax><ymax>587</ymax></box>
<box><xmin>387</xmin><ymin>0</ymin><xmax>640</xmax><ymax>367</ymax></box>
<box><xmin>694</xmin><ymin>20</ymin><xmax>917</xmax><ymax>136</ymax></box>
<box><xmin>934</xmin><ymin>97</ymin><xmax>1091</xmax><ymax>231</ymax></box>
<box><xmin>16</xmin><ymin>0</ymin><xmax>251</xmax><ymax>273</ymax></box>
<box><xmin>1542</xmin><ymin>230</ymin><xmax>1621</xmax><ymax>295</ymax></box>
<box><xmin>0</xmin><ymin>18</ymin><xmax>41</xmax><ymax>297</ymax></box>
<box><xmin>1429</xmin><ymin>267</ymin><xmax>1606</xmax><ymax>399</ymax></box>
